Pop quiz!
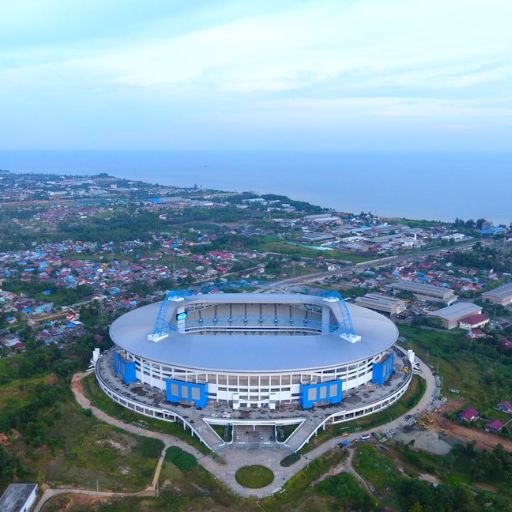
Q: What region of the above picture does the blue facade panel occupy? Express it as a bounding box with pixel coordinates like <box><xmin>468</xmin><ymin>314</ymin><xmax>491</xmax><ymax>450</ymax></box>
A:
<box><xmin>113</xmin><ymin>352</ymin><xmax>137</xmax><ymax>385</ymax></box>
<box><xmin>122</xmin><ymin>361</ymin><xmax>137</xmax><ymax>384</ymax></box>
<box><xmin>165</xmin><ymin>379</ymin><xmax>208</xmax><ymax>408</ymax></box>
<box><xmin>114</xmin><ymin>352</ymin><xmax>122</xmax><ymax>375</ymax></box>
<box><xmin>372</xmin><ymin>352</ymin><xmax>395</xmax><ymax>385</ymax></box>
<box><xmin>300</xmin><ymin>380</ymin><xmax>343</xmax><ymax>409</ymax></box>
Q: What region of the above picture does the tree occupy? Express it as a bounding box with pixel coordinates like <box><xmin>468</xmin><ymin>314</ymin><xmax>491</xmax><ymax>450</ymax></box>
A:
<box><xmin>476</xmin><ymin>218</ymin><xmax>487</xmax><ymax>230</ymax></box>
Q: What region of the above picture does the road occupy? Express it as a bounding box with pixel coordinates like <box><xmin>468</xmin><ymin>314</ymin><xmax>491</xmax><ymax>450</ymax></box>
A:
<box><xmin>258</xmin><ymin>240</ymin><xmax>479</xmax><ymax>291</ymax></box>
<box><xmin>34</xmin><ymin>430</ymin><xmax>170</xmax><ymax>512</ymax></box>
<box><xmin>36</xmin><ymin>359</ymin><xmax>436</xmax><ymax>509</ymax></box>
<box><xmin>431</xmin><ymin>404</ymin><xmax>512</xmax><ymax>452</ymax></box>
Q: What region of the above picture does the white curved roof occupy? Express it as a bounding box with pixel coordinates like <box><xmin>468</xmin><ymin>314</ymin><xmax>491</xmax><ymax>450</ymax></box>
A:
<box><xmin>109</xmin><ymin>293</ymin><xmax>398</xmax><ymax>373</ymax></box>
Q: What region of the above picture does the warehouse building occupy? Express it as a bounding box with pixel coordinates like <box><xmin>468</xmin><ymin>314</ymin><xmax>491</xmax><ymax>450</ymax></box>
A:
<box><xmin>392</xmin><ymin>280</ymin><xmax>457</xmax><ymax>305</ymax></box>
<box><xmin>482</xmin><ymin>282</ymin><xmax>512</xmax><ymax>306</ymax></box>
<box><xmin>428</xmin><ymin>302</ymin><xmax>483</xmax><ymax>330</ymax></box>
<box><xmin>355</xmin><ymin>293</ymin><xmax>407</xmax><ymax>316</ymax></box>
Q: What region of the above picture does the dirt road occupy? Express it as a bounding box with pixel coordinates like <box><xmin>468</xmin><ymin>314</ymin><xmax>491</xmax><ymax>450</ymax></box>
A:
<box><xmin>431</xmin><ymin>401</ymin><xmax>512</xmax><ymax>452</ymax></box>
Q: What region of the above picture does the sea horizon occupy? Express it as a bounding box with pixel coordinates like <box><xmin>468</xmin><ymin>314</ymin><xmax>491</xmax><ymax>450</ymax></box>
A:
<box><xmin>1</xmin><ymin>149</ymin><xmax>511</xmax><ymax>225</ymax></box>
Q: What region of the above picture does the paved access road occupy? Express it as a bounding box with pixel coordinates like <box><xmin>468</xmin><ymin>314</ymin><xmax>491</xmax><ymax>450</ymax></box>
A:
<box><xmin>35</xmin><ymin>359</ymin><xmax>436</xmax><ymax>511</ymax></box>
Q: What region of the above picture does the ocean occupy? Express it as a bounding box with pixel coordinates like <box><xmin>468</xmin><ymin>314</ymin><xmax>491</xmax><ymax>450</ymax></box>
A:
<box><xmin>0</xmin><ymin>150</ymin><xmax>511</xmax><ymax>224</ymax></box>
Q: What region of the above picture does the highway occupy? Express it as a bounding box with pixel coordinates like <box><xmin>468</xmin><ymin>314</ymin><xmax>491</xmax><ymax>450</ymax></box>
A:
<box><xmin>258</xmin><ymin>240</ymin><xmax>479</xmax><ymax>292</ymax></box>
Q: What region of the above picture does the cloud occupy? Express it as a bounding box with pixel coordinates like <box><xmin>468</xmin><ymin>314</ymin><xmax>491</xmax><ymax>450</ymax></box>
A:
<box><xmin>0</xmin><ymin>0</ymin><xmax>511</xmax><ymax>149</ymax></box>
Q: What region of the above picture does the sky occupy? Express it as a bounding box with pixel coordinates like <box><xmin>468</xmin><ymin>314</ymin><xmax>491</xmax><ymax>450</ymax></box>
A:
<box><xmin>0</xmin><ymin>0</ymin><xmax>511</xmax><ymax>151</ymax></box>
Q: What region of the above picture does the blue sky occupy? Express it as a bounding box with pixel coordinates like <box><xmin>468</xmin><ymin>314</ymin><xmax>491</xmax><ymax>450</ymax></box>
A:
<box><xmin>0</xmin><ymin>0</ymin><xmax>511</xmax><ymax>150</ymax></box>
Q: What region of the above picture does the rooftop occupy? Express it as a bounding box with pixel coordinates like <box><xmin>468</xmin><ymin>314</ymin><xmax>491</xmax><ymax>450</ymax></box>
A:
<box><xmin>460</xmin><ymin>313</ymin><xmax>489</xmax><ymax>325</ymax></box>
<box><xmin>355</xmin><ymin>293</ymin><xmax>406</xmax><ymax>308</ymax></box>
<box><xmin>393</xmin><ymin>280</ymin><xmax>455</xmax><ymax>298</ymax></box>
<box><xmin>482</xmin><ymin>282</ymin><xmax>512</xmax><ymax>299</ymax></box>
<box><xmin>110</xmin><ymin>293</ymin><xmax>398</xmax><ymax>372</ymax></box>
<box><xmin>428</xmin><ymin>302</ymin><xmax>481</xmax><ymax>321</ymax></box>
<box><xmin>0</xmin><ymin>484</ymin><xmax>37</xmax><ymax>512</ymax></box>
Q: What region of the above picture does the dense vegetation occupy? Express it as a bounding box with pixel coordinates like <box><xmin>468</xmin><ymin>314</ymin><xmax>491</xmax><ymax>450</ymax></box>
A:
<box><xmin>400</xmin><ymin>325</ymin><xmax>512</xmax><ymax>432</ymax></box>
<box><xmin>355</xmin><ymin>444</ymin><xmax>512</xmax><ymax>511</ymax></box>
<box><xmin>447</xmin><ymin>243</ymin><xmax>511</xmax><ymax>272</ymax></box>
<box><xmin>2</xmin><ymin>279</ymin><xmax>93</xmax><ymax>306</ymax></box>
<box><xmin>280</xmin><ymin>452</ymin><xmax>301</xmax><ymax>467</ymax></box>
<box><xmin>316</xmin><ymin>472</ymin><xmax>376</xmax><ymax>511</ymax></box>
<box><xmin>0</xmin><ymin>328</ymin><xmax>111</xmax><ymax>488</ymax></box>
<box><xmin>165</xmin><ymin>446</ymin><xmax>198</xmax><ymax>471</ymax></box>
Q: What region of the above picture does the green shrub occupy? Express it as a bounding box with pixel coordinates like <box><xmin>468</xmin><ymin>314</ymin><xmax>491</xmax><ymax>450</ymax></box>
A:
<box><xmin>165</xmin><ymin>446</ymin><xmax>197</xmax><ymax>471</ymax></box>
<box><xmin>280</xmin><ymin>452</ymin><xmax>301</xmax><ymax>467</ymax></box>
<box><xmin>316</xmin><ymin>472</ymin><xmax>376</xmax><ymax>511</ymax></box>
<box><xmin>135</xmin><ymin>437</ymin><xmax>163</xmax><ymax>459</ymax></box>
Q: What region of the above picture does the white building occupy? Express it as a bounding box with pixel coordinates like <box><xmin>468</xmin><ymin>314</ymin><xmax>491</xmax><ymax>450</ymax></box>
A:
<box><xmin>428</xmin><ymin>302</ymin><xmax>482</xmax><ymax>329</ymax></box>
<box><xmin>0</xmin><ymin>484</ymin><xmax>38</xmax><ymax>512</ymax></box>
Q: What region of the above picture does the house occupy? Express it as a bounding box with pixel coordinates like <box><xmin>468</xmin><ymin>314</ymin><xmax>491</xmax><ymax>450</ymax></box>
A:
<box><xmin>459</xmin><ymin>313</ymin><xmax>489</xmax><ymax>331</ymax></box>
<box><xmin>466</xmin><ymin>329</ymin><xmax>487</xmax><ymax>340</ymax></box>
<box><xmin>497</xmin><ymin>401</ymin><xmax>512</xmax><ymax>414</ymax></box>
<box><xmin>501</xmin><ymin>338</ymin><xmax>512</xmax><ymax>351</ymax></box>
<box><xmin>486</xmin><ymin>420</ymin><xmax>503</xmax><ymax>433</ymax></box>
<box><xmin>458</xmin><ymin>407</ymin><xmax>479</xmax><ymax>423</ymax></box>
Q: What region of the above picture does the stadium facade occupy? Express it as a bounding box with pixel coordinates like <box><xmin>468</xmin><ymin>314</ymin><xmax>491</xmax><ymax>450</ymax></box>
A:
<box><xmin>95</xmin><ymin>291</ymin><xmax>412</xmax><ymax>450</ymax></box>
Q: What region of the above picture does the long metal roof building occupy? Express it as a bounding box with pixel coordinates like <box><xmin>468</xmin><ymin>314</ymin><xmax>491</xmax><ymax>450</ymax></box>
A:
<box><xmin>482</xmin><ymin>282</ymin><xmax>512</xmax><ymax>306</ymax></box>
<box><xmin>428</xmin><ymin>302</ymin><xmax>482</xmax><ymax>329</ymax></box>
<box><xmin>392</xmin><ymin>280</ymin><xmax>457</xmax><ymax>304</ymax></box>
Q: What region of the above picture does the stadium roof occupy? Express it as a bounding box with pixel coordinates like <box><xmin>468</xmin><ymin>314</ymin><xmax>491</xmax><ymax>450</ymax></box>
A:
<box><xmin>110</xmin><ymin>293</ymin><xmax>398</xmax><ymax>372</ymax></box>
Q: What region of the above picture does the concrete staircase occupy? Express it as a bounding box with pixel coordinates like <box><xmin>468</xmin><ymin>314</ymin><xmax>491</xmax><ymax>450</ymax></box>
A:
<box><xmin>284</xmin><ymin>415</ymin><xmax>327</xmax><ymax>451</ymax></box>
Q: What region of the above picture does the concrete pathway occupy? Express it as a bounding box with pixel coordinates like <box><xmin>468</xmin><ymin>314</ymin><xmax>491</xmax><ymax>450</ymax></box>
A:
<box><xmin>38</xmin><ymin>359</ymin><xmax>436</xmax><ymax>509</ymax></box>
<box><xmin>343</xmin><ymin>448</ymin><xmax>375</xmax><ymax>496</ymax></box>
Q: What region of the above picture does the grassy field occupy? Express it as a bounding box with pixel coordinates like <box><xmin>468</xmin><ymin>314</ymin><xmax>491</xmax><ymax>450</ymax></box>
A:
<box><xmin>316</xmin><ymin>471</ymin><xmax>377</xmax><ymax>511</ymax></box>
<box><xmin>211</xmin><ymin>424</ymin><xmax>232</xmax><ymax>442</ymax></box>
<box><xmin>0</xmin><ymin>372</ymin><xmax>57</xmax><ymax>408</ymax></box>
<box><xmin>81</xmin><ymin>374</ymin><xmax>210</xmax><ymax>454</ymax></box>
<box><xmin>257</xmin><ymin>238</ymin><xmax>371</xmax><ymax>263</ymax></box>
<box><xmin>235</xmin><ymin>465</ymin><xmax>274</xmax><ymax>489</ymax></box>
<box><xmin>1</xmin><ymin>389</ymin><xmax>163</xmax><ymax>492</ymax></box>
<box><xmin>43</xmin><ymin>404</ymin><xmax>163</xmax><ymax>491</ymax></box>
<box><xmin>353</xmin><ymin>444</ymin><xmax>402</xmax><ymax>509</ymax></box>
<box><xmin>399</xmin><ymin>325</ymin><xmax>512</xmax><ymax>422</ymax></box>
<box><xmin>42</xmin><ymin>449</ymin><xmax>351</xmax><ymax>512</ymax></box>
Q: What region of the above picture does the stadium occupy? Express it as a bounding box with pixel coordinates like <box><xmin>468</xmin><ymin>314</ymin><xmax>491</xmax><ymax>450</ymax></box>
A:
<box><xmin>95</xmin><ymin>291</ymin><xmax>413</xmax><ymax>451</ymax></box>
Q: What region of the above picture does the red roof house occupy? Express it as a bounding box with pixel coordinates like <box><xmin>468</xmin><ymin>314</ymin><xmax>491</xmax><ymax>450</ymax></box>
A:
<box><xmin>486</xmin><ymin>420</ymin><xmax>503</xmax><ymax>432</ymax></box>
<box><xmin>458</xmin><ymin>407</ymin><xmax>479</xmax><ymax>422</ymax></box>
<box><xmin>459</xmin><ymin>314</ymin><xmax>489</xmax><ymax>330</ymax></box>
